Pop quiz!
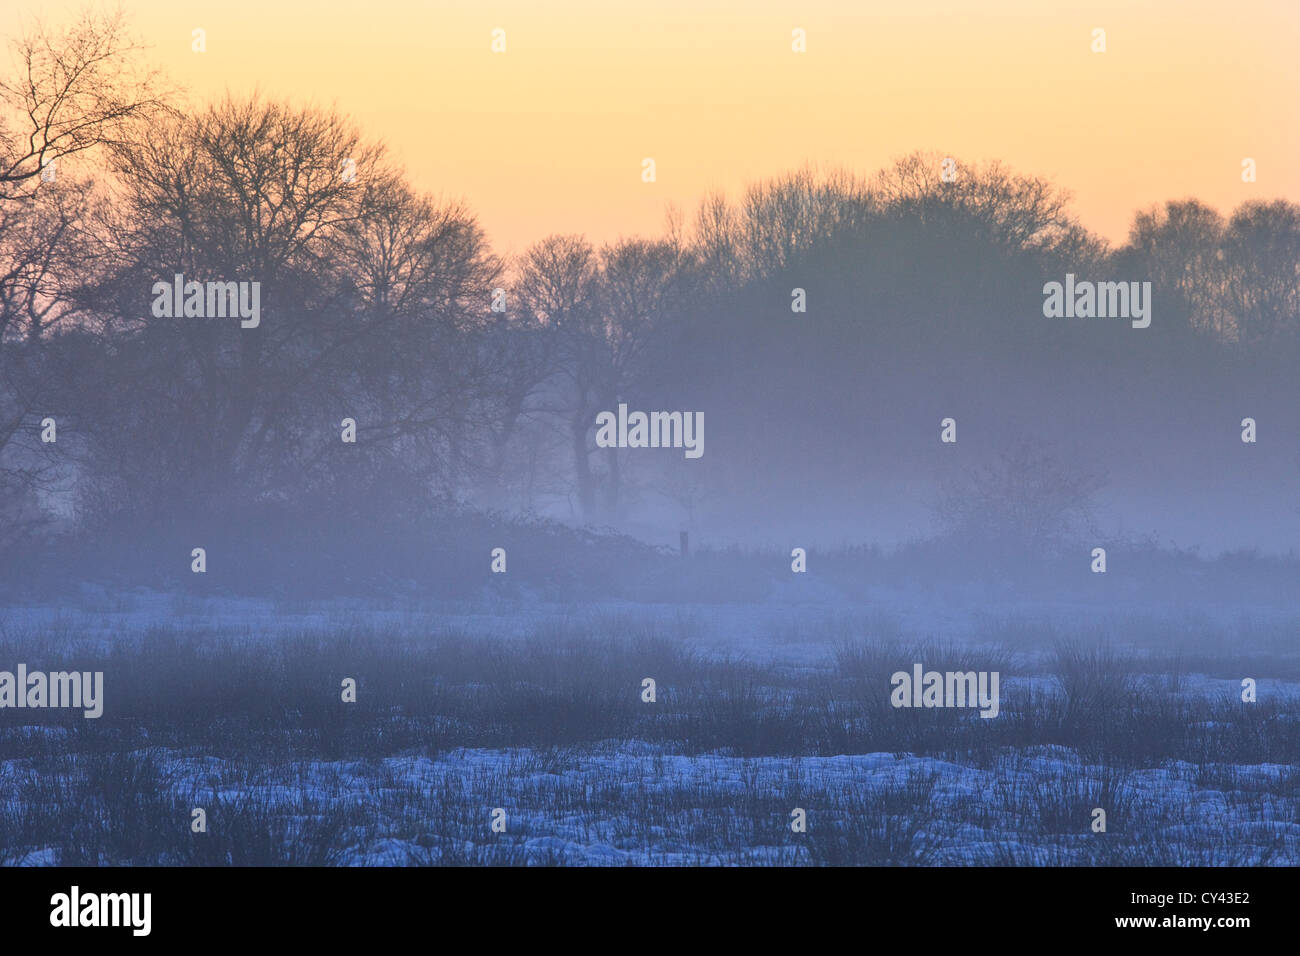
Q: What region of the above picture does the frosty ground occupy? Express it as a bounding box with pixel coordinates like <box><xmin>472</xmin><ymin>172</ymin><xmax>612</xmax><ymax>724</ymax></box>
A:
<box><xmin>1</xmin><ymin>592</ymin><xmax>1296</xmax><ymax>866</ymax></box>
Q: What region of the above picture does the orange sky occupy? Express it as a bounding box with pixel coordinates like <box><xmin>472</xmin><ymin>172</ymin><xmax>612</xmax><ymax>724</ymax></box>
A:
<box><xmin>9</xmin><ymin>0</ymin><xmax>1300</xmax><ymax>255</ymax></box>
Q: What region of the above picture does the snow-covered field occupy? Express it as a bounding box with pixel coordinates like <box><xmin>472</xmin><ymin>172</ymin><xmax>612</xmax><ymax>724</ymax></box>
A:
<box><xmin>1</xmin><ymin>592</ymin><xmax>1297</xmax><ymax>866</ymax></box>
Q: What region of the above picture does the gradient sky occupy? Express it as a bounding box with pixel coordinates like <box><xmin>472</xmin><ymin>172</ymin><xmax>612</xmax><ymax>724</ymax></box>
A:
<box><xmin>10</xmin><ymin>1</ymin><xmax>1300</xmax><ymax>254</ymax></box>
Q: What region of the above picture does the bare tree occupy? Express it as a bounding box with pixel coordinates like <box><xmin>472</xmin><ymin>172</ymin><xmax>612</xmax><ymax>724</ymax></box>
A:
<box><xmin>514</xmin><ymin>235</ymin><xmax>601</xmax><ymax>516</ymax></box>
<box><xmin>932</xmin><ymin>440</ymin><xmax>1104</xmax><ymax>553</ymax></box>
<box><xmin>88</xmin><ymin>95</ymin><xmax>394</xmax><ymax>507</ymax></box>
<box><xmin>872</xmin><ymin>151</ymin><xmax>1083</xmax><ymax>258</ymax></box>
<box><xmin>1117</xmin><ymin>199</ymin><xmax>1231</xmax><ymax>338</ymax></box>
<box><xmin>0</xmin><ymin>6</ymin><xmax>164</xmax><ymax>547</ymax></box>
<box><xmin>589</xmin><ymin>238</ymin><xmax>685</xmax><ymax>515</ymax></box>
<box><xmin>329</xmin><ymin>180</ymin><xmax>504</xmax><ymax>499</ymax></box>
<box><xmin>0</xmin><ymin>6</ymin><xmax>165</xmax><ymax>202</ymax></box>
<box><xmin>1223</xmin><ymin>200</ymin><xmax>1300</xmax><ymax>348</ymax></box>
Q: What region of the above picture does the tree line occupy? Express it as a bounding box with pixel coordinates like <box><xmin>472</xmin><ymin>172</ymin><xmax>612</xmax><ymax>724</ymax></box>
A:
<box><xmin>3</xmin><ymin>10</ymin><xmax>1298</xmax><ymax>560</ymax></box>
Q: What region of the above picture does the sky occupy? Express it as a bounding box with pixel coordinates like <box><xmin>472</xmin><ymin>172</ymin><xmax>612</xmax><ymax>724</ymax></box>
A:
<box><xmin>8</xmin><ymin>0</ymin><xmax>1300</xmax><ymax>255</ymax></box>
